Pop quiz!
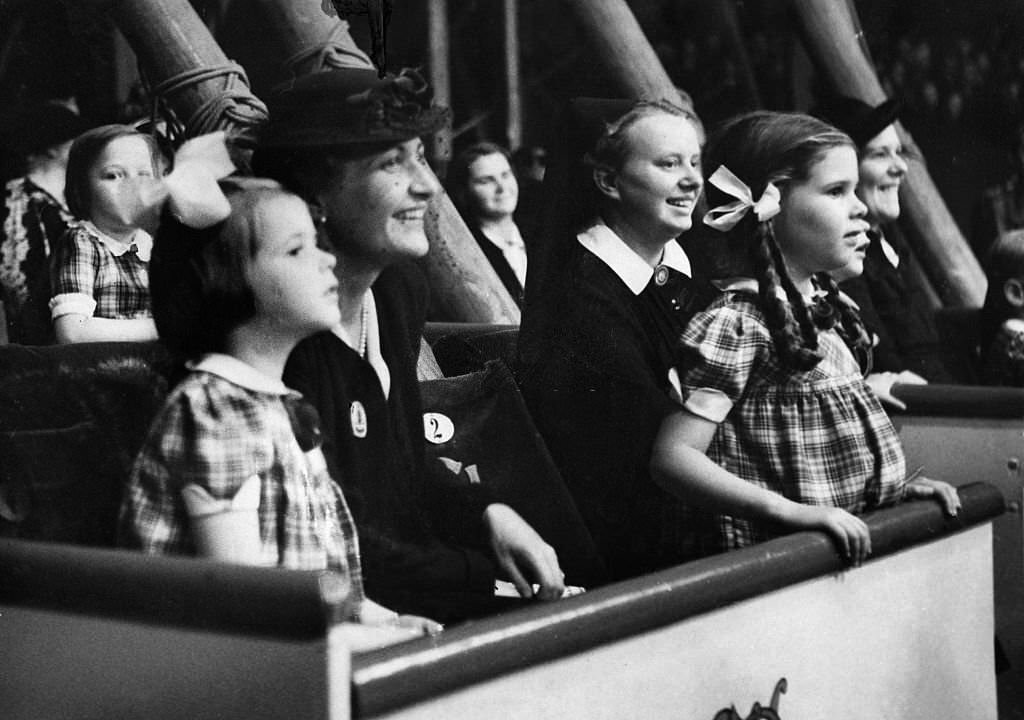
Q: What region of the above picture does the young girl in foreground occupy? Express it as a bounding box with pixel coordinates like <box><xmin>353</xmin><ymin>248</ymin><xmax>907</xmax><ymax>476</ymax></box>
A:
<box><xmin>653</xmin><ymin>111</ymin><xmax>960</xmax><ymax>563</ymax></box>
<box><xmin>119</xmin><ymin>178</ymin><xmax>438</xmax><ymax>632</ymax></box>
<box><xmin>50</xmin><ymin>124</ymin><xmax>164</xmax><ymax>344</ymax></box>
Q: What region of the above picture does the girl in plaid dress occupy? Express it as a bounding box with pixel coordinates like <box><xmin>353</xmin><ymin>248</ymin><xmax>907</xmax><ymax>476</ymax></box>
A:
<box><xmin>49</xmin><ymin>125</ymin><xmax>165</xmax><ymax>344</ymax></box>
<box><xmin>652</xmin><ymin>111</ymin><xmax>960</xmax><ymax>563</ymax></box>
<box><xmin>119</xmin><ymin>177</ymin><xmax>440</xmax><ymax>634</ymax></box>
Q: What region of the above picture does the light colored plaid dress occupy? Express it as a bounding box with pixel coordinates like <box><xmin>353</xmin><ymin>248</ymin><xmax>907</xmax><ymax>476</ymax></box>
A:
<box><xmin>677</xmin><ymin>284</ymin><xmax>906</xmax><ymax>552</ymax></box>
<box><xmin>119</xmin><ymin>354</ymin><xmax>365</xmax><ymax>614</ymax></box>
<box><xmin>49</xmin><ymin>220</ymin><xmax>152</xmax><ymax>321</ymax></box>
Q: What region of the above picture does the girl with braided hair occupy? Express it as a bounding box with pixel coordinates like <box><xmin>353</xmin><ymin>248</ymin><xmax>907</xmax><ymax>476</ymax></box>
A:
<box><xmin>652</xmin><ymin>111</ymin><xmax>960</xmax><ymax>562</ymax></box>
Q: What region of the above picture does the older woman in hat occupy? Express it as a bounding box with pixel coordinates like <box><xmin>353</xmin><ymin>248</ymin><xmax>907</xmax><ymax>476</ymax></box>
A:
<box><xmin>253</xmin><ymin>67</ymin><xmax>565</xmax><ymax>624</ymax></box>
<box><xmin>812</xmin><ymin>95</ymin><xmax>960</xmax><ymax>399</ymax></box>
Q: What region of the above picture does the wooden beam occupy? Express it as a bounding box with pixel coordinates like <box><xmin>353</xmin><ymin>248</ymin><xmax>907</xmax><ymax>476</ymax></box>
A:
<box><xmin>504</xmin><ymin>0</ymin><xmax>522</xmax><ymax>148</ymax></box>
<box><xmin>253</xmin><ymin>0</ymin><xmax>373</xmax><ymax>75</ymax></box>
<box><xmin>790</xmin><ymin>0</ymin><xmax>985</xmax><ymax>307</ymax></box>
<box><xmin>96</xmin><ymin>0</ymin><xmax>267</xmax><ymax>142</ymax></box>
<box><xmin>561</xmin><ymin>0</ymin><xmax>678</xmax><ymax>102</ymax></box>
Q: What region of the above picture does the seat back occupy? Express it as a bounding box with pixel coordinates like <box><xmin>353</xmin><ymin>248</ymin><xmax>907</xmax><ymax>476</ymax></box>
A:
<box><xmin>0</xmin><ymin>342</ymin><xmax>172</xmax><ymax>546</ymax></box>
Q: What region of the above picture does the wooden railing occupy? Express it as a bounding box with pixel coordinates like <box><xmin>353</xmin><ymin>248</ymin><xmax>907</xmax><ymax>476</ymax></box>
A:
<box><xmin>1</xmin><ymin>483</ymin><xmax>1003</xmax><ymax>719</ymax></box>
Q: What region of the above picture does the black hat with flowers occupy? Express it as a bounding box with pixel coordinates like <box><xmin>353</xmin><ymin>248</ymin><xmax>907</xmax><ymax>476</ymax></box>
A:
<box><xmin>257</xmin><ymin>66</ymin><xmax>450</xmax><ymax>150</ymax></box>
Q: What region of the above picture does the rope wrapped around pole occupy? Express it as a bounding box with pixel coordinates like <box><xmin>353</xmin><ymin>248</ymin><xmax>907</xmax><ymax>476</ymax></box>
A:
<box><xmin>151</xmin><ymin>64</ymin><xmax>267</xmax><ymax>139</ymax></box>
<box><xmin>97</xmin><ymin>0</ymin><xmax>268</xmax><ymax>157</ymax></box>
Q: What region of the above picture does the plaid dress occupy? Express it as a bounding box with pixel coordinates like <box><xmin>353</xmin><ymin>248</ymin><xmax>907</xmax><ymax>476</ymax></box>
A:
<box><xmin>677</xmin><ymin>284</ymin><xmax>906</xmax><ymax>551</ymax></box>
<box><xmin>1</xmin><ymin>177</ymin><xmax>72</xmax><ymax>343</ymax></box>
<box><xmin>119</xmin><ymin>354</ymin><xmax>365</xmax><ymax>616</ymax></box>
<box><xmin>49</xmin><ymin>220</ymin><xmax>152</xmax><ymax>321</ymax></box>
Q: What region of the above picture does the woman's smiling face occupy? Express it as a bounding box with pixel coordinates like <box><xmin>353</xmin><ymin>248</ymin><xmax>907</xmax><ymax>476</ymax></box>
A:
<box><xmin>607</xmin><ymin>113</ymin><xmax>703</xmax><ymax>241</ymax></box>
<box><xmin>857</xmin><ymin>124</ymin><xmax>908</xmax><ymax>226</ymax></box>
<box><xmin>320</xmin><ymin>137</ymin><xmax>441</xmax><ymax>268</ymax></box>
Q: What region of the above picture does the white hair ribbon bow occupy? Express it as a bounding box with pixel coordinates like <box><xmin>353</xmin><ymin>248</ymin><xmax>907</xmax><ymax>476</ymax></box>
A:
<box><xmin>139</xmin><ymin>131</ymin><xmax>236</xmax><ymax>229</ymax></box>
<box><xmin>702</xmin><ymin>165</ymin><xmax>781</xmax><ymax>232</ymax></box>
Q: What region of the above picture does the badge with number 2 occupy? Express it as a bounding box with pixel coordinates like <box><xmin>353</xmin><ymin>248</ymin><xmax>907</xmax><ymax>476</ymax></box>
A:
<box><xmin>423</xmin><ymin>412</ymin><xmax>455</xmax><ymax>444</ymax></box>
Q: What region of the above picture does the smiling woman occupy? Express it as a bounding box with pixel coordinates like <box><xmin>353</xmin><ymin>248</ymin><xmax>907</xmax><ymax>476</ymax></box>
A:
<box><xmin>252</xmin><ymin>66</ymin><xmax>570</xmax><ymax>624</ymax></box>
<box><xmin>448</xmin><ymin>142</ymin><xmax>529</xmax><ymax>307</ymax></box>
<box><xmin>517</xmin><ymin>98</ymin><xmax>718</xmax><ymax>580</ymax></box>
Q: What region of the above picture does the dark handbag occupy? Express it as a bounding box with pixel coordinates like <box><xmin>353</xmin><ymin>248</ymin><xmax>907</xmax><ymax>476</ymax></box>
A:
<box><xmin>419</xmin><ymin>360</ymin><xmax>607</xmax><ymax>587</ymax></box>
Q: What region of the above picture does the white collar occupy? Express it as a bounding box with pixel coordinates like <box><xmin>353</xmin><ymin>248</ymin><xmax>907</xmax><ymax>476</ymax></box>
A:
<box><xmin>77</xmin><ymin>220</ymin><xmax>153</xmax><ymax>261</ymax></box>
<box><xmin>189</xmin><ymin>353</ymin><xmax>293</xmax><ymax>396</ymax></box>
<box><xmin>577</xmin><ymin>223</ymin><xmax>691</xmax><ymax>296</ymax></box>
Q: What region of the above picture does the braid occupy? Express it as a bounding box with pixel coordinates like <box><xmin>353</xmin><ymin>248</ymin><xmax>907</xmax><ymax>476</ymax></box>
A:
<box><xmin>752</xmin><ymin>222</ymin><xmax>823</xmax><ymax>371</ymax></box>
<box><xmin>816</xmin><ymin>272</ymin><xmax>874</xmax><ymax>374</ymax></box>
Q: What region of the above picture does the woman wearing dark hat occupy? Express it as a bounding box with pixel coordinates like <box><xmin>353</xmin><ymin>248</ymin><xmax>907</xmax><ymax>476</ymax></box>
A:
<box><xmin>812</xmin><ymin>95</ymin><xmax>959</xmax><ymax>400</ymax></box>
<box><xmin>0</xmin><ymin>101</ymin><xmax>89</xmax><ymax>344</ymax></box>
<box><xmin>253</xmin><ymin>66</ymin><xmax>566</xmax><ymax>624</ymax></box>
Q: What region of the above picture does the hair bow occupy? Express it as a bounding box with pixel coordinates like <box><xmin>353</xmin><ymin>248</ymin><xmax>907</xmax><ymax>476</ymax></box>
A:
<box><xmin>702</xmin><ymin>165</ymin><xmax>781</xmax><ymax>232</ymax></box>
<box><xmin>140</xmin><ymin>131</ymin><xmax>236</xmax><ymax>229</ymax></box>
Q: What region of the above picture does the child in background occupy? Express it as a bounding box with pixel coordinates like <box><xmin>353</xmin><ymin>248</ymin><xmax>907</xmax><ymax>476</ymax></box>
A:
<box><xmin>49</xmin><ymin>124</ymin><xmax>165</xmax><ymax>344</ymax></box>
<box><xmin>979</xmin><ymin>228</ymin><xmax>1024</xmax><ymax>386</ymax></box>
<box><xmin>118</xmin><ymin>177</ymin><xmax>439</xmax><ymax>633</ymax></box>
<box><xmin>652</xmin><ymin>111</ymin><xmax>960</xmax><ymax>563</ymax></box>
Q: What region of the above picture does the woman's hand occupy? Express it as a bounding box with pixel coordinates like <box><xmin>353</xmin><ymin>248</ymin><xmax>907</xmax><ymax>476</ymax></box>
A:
<box><xmin>789</xmin><ymin>504</ymin><xmax>872</xmax><ymax>566</ymax></box>
<box><xmin>904</xmin><ymin>477</ymin><xmax>961</xmax><ymax>517</ymax></box>
<box><xmin>484</xmin><ymin>503</ymin><xmax>565</xmax><ymax>601</ymax></box>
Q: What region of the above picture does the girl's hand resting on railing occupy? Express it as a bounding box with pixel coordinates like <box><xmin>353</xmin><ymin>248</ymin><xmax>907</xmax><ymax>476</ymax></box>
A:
<box><xmin>789</xmin><ymin>504</ymin><xmax>872</xmax><ymax>566</ymax></box>
<box><xmin>866</xmin><ymin>370</ymin><xmax>927</xmax><ymax>411</ymax></box>
<box><xmin>361</xmin><ymin>598</ymin><xmax>444</xmax><ymax>636</ymax></box>
<box><xmin>904</xmin><ymin>477</ymin><xmax>961</xmax><ymax>517</ymax></box>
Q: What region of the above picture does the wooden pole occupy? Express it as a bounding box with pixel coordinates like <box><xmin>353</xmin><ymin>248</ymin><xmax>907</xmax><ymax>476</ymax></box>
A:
<box><xmin>260</xmin><ymin>0</ymin><xmax>519</xmax><ymax>324</ymax></box>
<box><xmin>88</xmin><ymin>0</ymin><xmax>267</xmax><ymax>142</ymax></box>
<box><xmin>252</xmin><ymin>0</ymin><xmax>373</xmax><ymax>75</ymax></box>
<box><xmin>504</xmin><ymin>0</ymin><xmax>523</xmax><ymax>149</ymax></box>
<box><xmin>790</xmin><ymin>0</ymin><xmax>985</xmax><ymax>307</ymax></box>
<box><xmin>561</xmin><ymin>0</ymin><xmax>678</xmax><ymax>102</ymax></box>
<box><xmin>710</xmin><ymin>0</ymin><xmax>762</xmax><ymax>108</ymax></box>
<box><xmin>425</xmin><ymin>0</ymin><xmax>453</xmax><ymax>173</ymax></box>
<box><xmin>425</xmin><ymin>194</ymin><xmax>522</xmax><ymax>323</ymax></box>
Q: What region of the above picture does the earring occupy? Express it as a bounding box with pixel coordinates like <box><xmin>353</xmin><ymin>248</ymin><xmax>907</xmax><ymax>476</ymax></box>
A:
<box><xmin>308</xmin><ymin>200</ymin><xmax>327</xmax><ymax>228</ymax></box>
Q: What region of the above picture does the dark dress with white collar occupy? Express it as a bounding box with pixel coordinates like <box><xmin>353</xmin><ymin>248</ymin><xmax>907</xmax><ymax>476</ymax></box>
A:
<box><xmin>469</xmin><ymin>222</ymin><xmax>525</xmax><ymax>307</ymax></box>
<box><xmin>518</xmin><ymin>231</ymin><xmax>715</xmax><ymax>580</ymax></box>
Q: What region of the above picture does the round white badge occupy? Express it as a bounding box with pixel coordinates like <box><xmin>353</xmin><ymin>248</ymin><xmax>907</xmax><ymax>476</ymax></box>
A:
<box><xmin>423</xmin><ymin>412</ymin><xmax>455</xmax><ymax>444</ymax></box>
<box><xmin>350</xmin><ymin>401</ymin><xmax>368</xmax><ymax>438</ymax></box>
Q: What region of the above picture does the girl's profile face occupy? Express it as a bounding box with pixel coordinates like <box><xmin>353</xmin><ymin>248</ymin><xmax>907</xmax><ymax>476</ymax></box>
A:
<box><xmin>857</xmin><ymin>124</ymin><xmax>907</xmax><ymax>226</ymax></box>
<box><xmin>320</xmin><ymin>137</ymin><xmax>441</xmax><ymax>268</ymax></box>
<box><xmin>773</xmin><ymin>145</ymin><xmax>870</xmax><ymax>289</ymax></box>
<box><xmin>605</xmin><ymin>113</ymin><xmax>702</xmax><ymax>241</ymax></box>
<box><xmin>246</xmin><ymin>193</ymin><xmax>340</xmax><ymax>335</ymax></box>
<box><xmin>465</xmin><ymin>152</ymin><xmax>518</xmax><ymax>221</ymax></box>
<box><xmin>87</xmin><ymin>135</ymin><xmax>158</xmax><ymax>234</ymax></box>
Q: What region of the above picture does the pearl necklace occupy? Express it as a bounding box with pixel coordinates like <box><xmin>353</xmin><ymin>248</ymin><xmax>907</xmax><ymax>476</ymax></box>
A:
<box><xmin>357</xmin><ymin>296</ymin><xmax>369</xmax><ymax>359</ymax></box>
